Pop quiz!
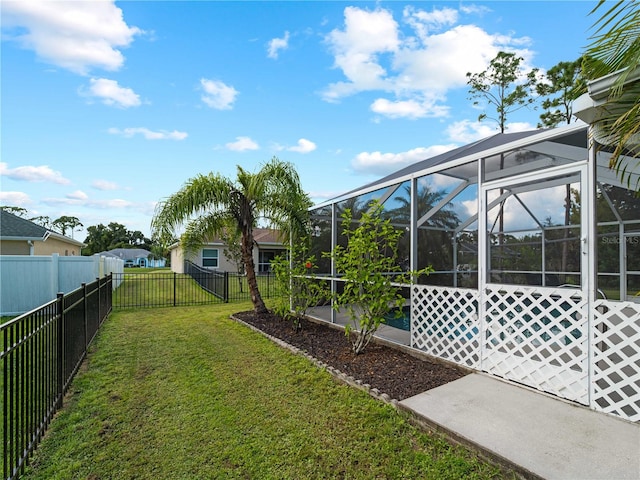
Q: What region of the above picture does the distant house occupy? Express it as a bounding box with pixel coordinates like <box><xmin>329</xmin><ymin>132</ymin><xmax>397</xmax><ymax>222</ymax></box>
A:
<box><xmin>0</xmin><ymin>210</ymin><xmax>85</xmax><ymax>256</ymax></box>
<box><xmin>98</xmin><ymin>248</ymin><xmax>166</xmax><ymax>268</ymax></box>
<box><xmin>170</xmin><ymin>228</ymin><xmax>286</xmax><ymax>274</ymax></box>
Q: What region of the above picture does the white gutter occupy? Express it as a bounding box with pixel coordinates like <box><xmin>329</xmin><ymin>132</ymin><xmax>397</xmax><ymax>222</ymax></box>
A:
<box><xmin>573</xmin><ymin>68</ymin><xmax>640</xmax><ymax>135</ymax></box>
<box><xmin>586</xmin><ymin>67</ymin><xmax>640</xmax><ymax>100</ymax></box>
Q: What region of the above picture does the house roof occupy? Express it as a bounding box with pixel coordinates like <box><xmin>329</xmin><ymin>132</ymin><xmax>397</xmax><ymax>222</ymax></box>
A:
<box><xmin>203</xmin><ymin>228</ymin><xmax>285</xmax><ymax>246</ymax></box>
<box><xmin>252</xmin><ymin>228</ymin><xmax>284</xmax><ymax>245</ymax></box>
<box><xmin>168</xmin><ymin>228</ymin><xmax>285</xmax><ymax>250</ymax></box>
<box><xmin>1</xmin><ymin>210</ymin><xmax>48</xmax><ymax>239</ymax></box>
<box><xmin>98</xmin><ymin>248</ymin><xmax>153</xmax><ymax>260</ymax></box>
<box><xmin>0</xmin><ymin>210</ymin><xmax>85</xmax><ymax>246</ymax></box>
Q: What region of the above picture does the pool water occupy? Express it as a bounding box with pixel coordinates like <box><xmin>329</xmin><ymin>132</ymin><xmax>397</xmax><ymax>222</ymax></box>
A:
<box><xmin>383</xmin><ymin>306</ymin><xmax>411</xmax><ymax>331</ymax></box>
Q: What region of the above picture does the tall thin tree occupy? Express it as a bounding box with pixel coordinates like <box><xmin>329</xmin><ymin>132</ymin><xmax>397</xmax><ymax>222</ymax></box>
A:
<box><xmin>467</xmin><ymin>51</ymin><xmax>538</xmax><ymax>133</ymax></box>
<box><xmin>467</xmin><ymin>51</ymin><xmax>539</xmax><ymax>260</ymax></box>
<box><xmin>536</xmin><ymin>58</ymin><xmax>585</xmax><ymax>283</ymax></box>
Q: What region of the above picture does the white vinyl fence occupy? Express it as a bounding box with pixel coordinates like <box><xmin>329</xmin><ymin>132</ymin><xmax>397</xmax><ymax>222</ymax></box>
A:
<box><xmin>0</xmin><ymin>254</ymin><xmax>124</xmax><ymax>315</ymax></box>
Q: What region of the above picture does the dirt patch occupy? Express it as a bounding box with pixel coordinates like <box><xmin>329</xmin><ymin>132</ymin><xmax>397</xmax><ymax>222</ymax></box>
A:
<box><xmin>233</xmin><ymin>311</ymin><xmax>467</xmax><ymax>401</ymax></box>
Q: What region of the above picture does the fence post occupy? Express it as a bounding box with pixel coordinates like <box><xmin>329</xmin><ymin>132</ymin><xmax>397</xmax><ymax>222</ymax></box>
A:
<box><xmin>52</xmin><ymin>253</ymin><xmax>60</xmax><ymax>298</ymax></box>
<box><xmin>267</xmin><ymin>272</ymin><xmax>270</xmax><ymax>298</ymax></box>
<box><xmin>173</xmin><ymin>272</ymin><xmax>177</xmax><ymax>307</ymax></box>
<box><xmin>56</xmin><ymin>292</ymin><xmax>64</xmax><ymax>409</ymax></box>
<box><xmin>224</xmin><ymin>271</ymin><xmax>229</xmax><ymax>303</ymax></box>
<box><xmin>97</xmin><ymin>277</ymin><xmax>102</xmax><ymax>320</ymax></box>
<box><xmin>82</xmin><ymin>283</ymin><xmax>88</xmax><ymax>351</ymax></box>
<box><xmin>107</xmin><ymin>273</ymin><xmax>113</xmax><ymax>317</ymax></box>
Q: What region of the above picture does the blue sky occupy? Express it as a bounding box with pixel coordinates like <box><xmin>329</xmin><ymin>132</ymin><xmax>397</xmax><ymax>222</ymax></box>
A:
<box><xmin>1</xmin><ymin>1</ymin><xmax>598</xmax><ymax>241</ymax></box>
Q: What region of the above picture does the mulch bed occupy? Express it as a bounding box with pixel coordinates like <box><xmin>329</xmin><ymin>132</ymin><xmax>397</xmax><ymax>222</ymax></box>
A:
<box><xmin>233</xmin><ymin>311</ymin><xmax>468</xmax><ymax>401</ymax></box>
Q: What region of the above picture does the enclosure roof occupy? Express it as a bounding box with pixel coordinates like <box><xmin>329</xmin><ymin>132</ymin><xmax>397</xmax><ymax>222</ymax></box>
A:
<box><xmin>313</xmin><ymin>123</ymin><xmax>588</xmax><ymax>208</ymax></box>
<box><xmin>99</xmin><ymin>248</ymin><xmax>154</xmax><ymax>260</ymax></box>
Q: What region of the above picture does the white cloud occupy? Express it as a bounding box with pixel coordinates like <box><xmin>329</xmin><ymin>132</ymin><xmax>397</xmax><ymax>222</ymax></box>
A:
<box><xmin>459</xmin><ymin>5</ymin><xmax>492</xmax><ymax>16</ymax></box>
<box><xmin>308</xmin><ymin>190</ymin><xmax>344</xmax><ymax>202</ymax></box>
<box><xmin>0</xmin><ymin>162</ymin><xmax>71</xmax><ymax>185</ymax></box>
<box><xmin>44</xmin><ymin>196</ymin><xmax>134</xmax><ymax>209</ymax></box>
<box><xmin>226</xmin><ymin>136</ymin><xmax>259</xmax><ymax>151</ymax></box>
<box><xmin>287</xmin><ymin>138</ymin><xmax>317</xmax><ymax>153</ymax></box>
<box><xmin>67</xmin><ymin>190</ymin><xmax>88</xmax><ymax>200</ymax></box>
<box><xmin>0</xmin><ymin>191</ymin><xmax>32</xmax><ymax>206</ymax></box>
<box><xmin>322</xmin><ymin>5</ymin><xmax>535</xmax><ymax>119</ymax></box>
<box><xmin>1</xmin><ymin>1</ymin><xmax>142</xmax><ymax>75</ymax></box>
<box><xmin>446</xmin><ymin>119</ymin><xmax>536</xmax><ymax>144</ymax></box>
<box><xmin>392</xmin><ymin>24</ymin><xmax>505</xmax><ymax>93</ymax></box>
<box><xmin>370</xmin><ymin>97</ymin><xmax>448</xmax><ymax>119</ymax></box>
<box><xmin>461</xmin><ymin>198</ymin><xmax>478</xmax><ymax>218</ymax></box>
<box><xmin>95</xmin><ymin>199</ymin><xmax>134</xmax><ymax>209</ymax></box>
<box><xmin>323</xmin><ymin>7</ymin><xmax>399</xmax><ymax>102</ymax></box>
<box><xmin>402</xmin><ymin>5</ymin><xmax>458</xmax><ymax>42</ymax></box>
<box><xmin>504</xmin><ymin>122</ymin><xmax>536</xmax><ymax>133</ymax></box>
<box><xmin>108</xmin><ymin>127</ymin><xmax>188</xmax><ymax>140</ymax></box>
<box><xmin>484</xmin><ymin>181</ymin><xmax>576</xmax><ymax>233</ymax></box>
<box><xmin>446</xmin><ymin>120</ymin><xmax>500</xmax><ymax>144</ymax></box>
<box><xmin>92</xmin><ymin>179</ymin><xmax>119</xmax><ymax>191</ymax></box>
<box><xmin>200</xmin><ymin>79</ymin><xmax>238</xmax><ymax>110</ymax></box>
<box><xmin>352</xmin><ymin>145</ymin><xmax>457</xmax><ymax>176</ymax></box>
<box><xmin>267</xmin><ymin>31</ymin><xmax>290</xmax><ymax>59</ymax></box>
<box><xmin>82</xmin><ymin>78</ymin><xmax>141</xmax><ymax>108</ymax></box>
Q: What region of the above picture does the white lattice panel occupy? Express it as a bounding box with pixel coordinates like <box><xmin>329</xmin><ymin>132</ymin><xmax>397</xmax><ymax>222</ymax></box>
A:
<box><xmin>483</xmin><ymin>285</ymin><xmax>588</xmax><ymax>404</ymax></box>
<box><xmin>411</xmin><ymin>285</ymin><xmax>480</xmax><ymax>368</ymax></box>
<box><xmin>592</xmin><ymin>300</ymin><xmax>640</xmax><ymax>422</ymax></box>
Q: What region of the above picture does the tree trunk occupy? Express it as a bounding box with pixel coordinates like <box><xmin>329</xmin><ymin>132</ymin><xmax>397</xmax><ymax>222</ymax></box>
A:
<box><xmin>242</xmin><ymin>229</ymin><xmax>268</xmax><ymax>314</ymax></box>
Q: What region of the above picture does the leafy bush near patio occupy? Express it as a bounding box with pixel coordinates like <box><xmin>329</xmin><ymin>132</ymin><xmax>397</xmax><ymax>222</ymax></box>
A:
<box><xmin>21</xmin><ymin>304</ymin><xmax>504</xmax><ymax>480</ymax></box>
<box><xmin>272</xmin><ymin>242</ymin><xmax>329</xmax><ymax>330</ymax></box>
<box><xmin>327</xmin><ymin>201</ymin><xmax>433</xmax><ymax>354</ymax></box>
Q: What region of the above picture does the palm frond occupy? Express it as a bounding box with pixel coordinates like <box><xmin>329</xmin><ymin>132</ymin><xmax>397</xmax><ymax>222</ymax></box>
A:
<box><xmin>151</xmin><ymin>173</ymin><xmax>233</xmax><ymax>238</ymax></box>
<box><xmin>180</xmin><ymin>212</ymin><xmax>230</xmax><ymax>256</ymax></box>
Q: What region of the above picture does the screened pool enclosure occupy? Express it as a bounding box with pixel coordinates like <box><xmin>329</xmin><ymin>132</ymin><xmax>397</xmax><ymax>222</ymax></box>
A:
<box><xmin>306</xmin><ymin>122</ymin><xmax>640</xmax><ymax>423</ymax></box>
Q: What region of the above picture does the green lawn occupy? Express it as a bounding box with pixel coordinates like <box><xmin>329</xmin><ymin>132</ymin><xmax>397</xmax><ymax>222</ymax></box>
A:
<box><xmin>22</xmin><ymin>303</ymin><xmax>508</xmax><ymax>479</ymax></box>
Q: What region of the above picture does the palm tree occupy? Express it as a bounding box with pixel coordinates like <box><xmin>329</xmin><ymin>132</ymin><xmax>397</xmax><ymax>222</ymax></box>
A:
<box><xmin>385</xmin><ymin>184</ymin><xmax>460</xmax><ymax>229</ymax></box>
<box><xmin>384</xmin><ymin>184</ymin><xmax>461</xmax><ymax>273</ymax></box>
<box><xmin>151</xmin><ymin>157</ymin><xmax>311</xmax><ymax>314</ymax></box>
<box><xmin>584</xmin><ymin>0</ymin><xmax>640</xmax><ymax>189</ymax></box>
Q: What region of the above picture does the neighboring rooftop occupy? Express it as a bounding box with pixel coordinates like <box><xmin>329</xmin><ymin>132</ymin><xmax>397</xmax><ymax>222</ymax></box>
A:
<box><xmin>0</xmin><ymin>210</ymin><xmax>84</xmax><ymax>246</ymax></box>
<box><xmin>1</xmin><ymin>209</ymin><xmax>50</xmax><ymax>240</ymax></box>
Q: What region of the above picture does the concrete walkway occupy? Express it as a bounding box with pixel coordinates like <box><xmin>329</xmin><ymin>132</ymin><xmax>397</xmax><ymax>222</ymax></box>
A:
<box><xmin>399</xmin><ymin>373</ymin><xmax>640</xmax><ymax>480</ymax></box>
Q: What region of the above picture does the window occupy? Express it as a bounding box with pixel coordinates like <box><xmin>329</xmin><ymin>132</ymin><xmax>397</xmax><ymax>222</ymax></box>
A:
<box><xmin>202</xmin><ymin>249</ymin><xmax>219</xmax><ymax>268</ymax></box>
<box><xmin>258</xmin><ymin>250</ymin><xmax>278</xmax><ymax>273</ymax></box>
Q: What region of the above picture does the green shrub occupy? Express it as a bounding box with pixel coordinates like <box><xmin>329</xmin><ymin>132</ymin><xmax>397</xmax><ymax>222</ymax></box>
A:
<box><xmin>327</xmin><ymin>200</ymin><xmax>432</xmax><ymax>354</ymax></box>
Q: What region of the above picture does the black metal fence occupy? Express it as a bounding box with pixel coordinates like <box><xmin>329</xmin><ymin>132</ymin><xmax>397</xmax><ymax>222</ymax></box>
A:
<box><xmin>112</xmin><ymin>266</ymin><xmax>277</xmax><ymax>309</ymax></box>
<box><xmin>184</xmin><ymin>261</ymin><xmax>228</xmax><ymax>301</ymax></box>
<box><xmin>1</xmin><ymin>275</ymin><xmax>112</xmax><ymax>480</ymax></box>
